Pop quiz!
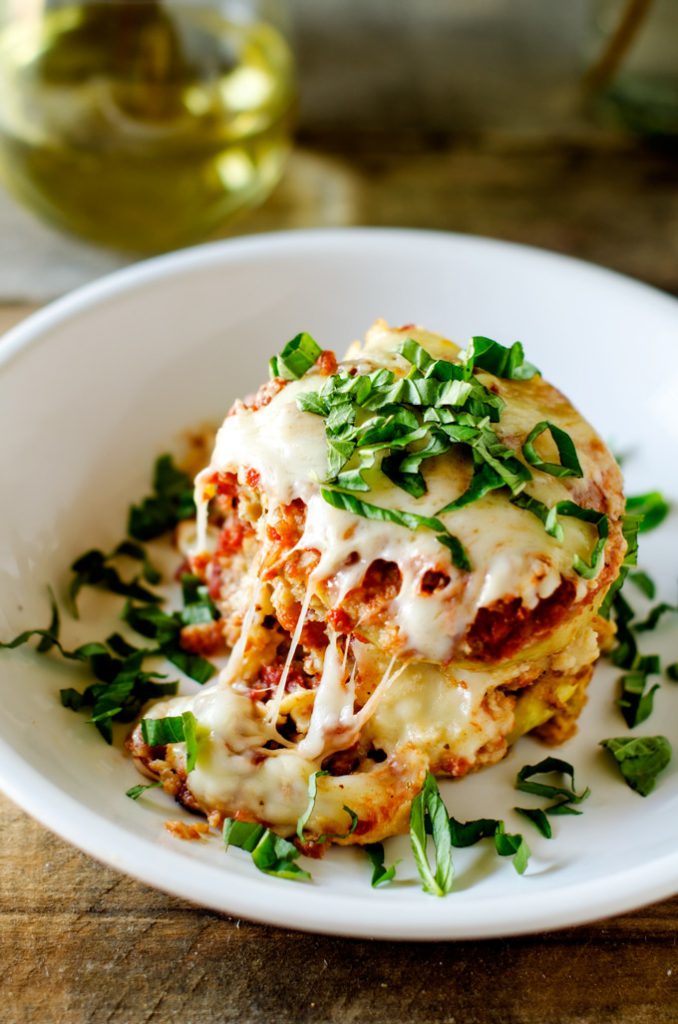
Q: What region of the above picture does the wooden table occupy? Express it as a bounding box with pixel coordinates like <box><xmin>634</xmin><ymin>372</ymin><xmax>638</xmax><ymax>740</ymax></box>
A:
<box><xmin>2</xmin><ymin>129</ymin><xmax>678</xmax><ymax>1023</ymax></box>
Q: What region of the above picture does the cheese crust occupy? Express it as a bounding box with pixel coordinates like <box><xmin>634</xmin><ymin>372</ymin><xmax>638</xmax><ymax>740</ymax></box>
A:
<box><xmin>129</xmin><ymin>322</ymin><xmax>625</xmax><ymax>844</ymax></box>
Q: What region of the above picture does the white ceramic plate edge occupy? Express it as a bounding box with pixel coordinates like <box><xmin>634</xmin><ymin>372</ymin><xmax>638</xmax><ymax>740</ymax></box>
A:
<box><xmin>1</xmin><ymin>228</ymin><xmax>677</xmax><ymax>940</ymax></box>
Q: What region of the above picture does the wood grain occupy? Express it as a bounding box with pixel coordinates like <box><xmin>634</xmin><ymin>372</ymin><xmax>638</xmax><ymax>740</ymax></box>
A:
<box><xmin>1</xmin><ymin>131</ymin><xmax>678</xmax><ymax>1023</ymax></box>
<box><xmin>296</xmin><ymin>131</ymin><xmax>678</xmax><ymax>297</ymax></box>
<box><xmin>0</xmin><ymin>793</ymin><xmax>677</xmax><ymax>1024</ymax></box>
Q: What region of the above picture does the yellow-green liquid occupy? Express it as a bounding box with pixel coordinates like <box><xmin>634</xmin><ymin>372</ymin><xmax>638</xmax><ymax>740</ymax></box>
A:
<box><xmin>0</xmin><ymin>4</ymin><xmax>296</xmax><ymax>252</ymax></box>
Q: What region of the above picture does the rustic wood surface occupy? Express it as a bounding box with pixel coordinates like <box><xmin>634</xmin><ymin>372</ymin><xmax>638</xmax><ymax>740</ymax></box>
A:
<box><xmin>1</xmin><ymin>792</ymin><xmax>677</xmax><ymax>1024</ymax></box>
<box><xmin>1</xmin><ymin>128</ymin><xmax>678</xmax><ymax>1023</ymax></box>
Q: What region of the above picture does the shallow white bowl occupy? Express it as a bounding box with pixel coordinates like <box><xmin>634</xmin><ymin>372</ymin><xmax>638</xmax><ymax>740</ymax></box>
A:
<box><xmin>1</xmin><ymin>228</ymin><xmax>677</xmax><ymax>940</ymax></box>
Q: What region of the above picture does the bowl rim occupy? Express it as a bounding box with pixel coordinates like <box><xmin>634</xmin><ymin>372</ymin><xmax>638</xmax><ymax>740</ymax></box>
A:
<box><xmin>1</xmin><ymin>226</ymin><xmax>677</xmax><ymax>940</ymax></box>
<box><xmin>3</xmin><ymin>225</ymin><xmax>677</xmax><ymax>372</ymax></box>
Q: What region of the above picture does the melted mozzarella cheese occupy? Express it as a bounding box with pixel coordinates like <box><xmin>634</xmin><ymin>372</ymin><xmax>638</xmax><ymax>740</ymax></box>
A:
<box><xmin>158</xmin><ymin>322</ymin><xmax>619</xmax><ymax>831</ymax></box>
<box><xmin>364</xmin><ymin>662</ymin><xmax>509</xmax><ymax>765</ymax></box>
<box><xmin>296</xmin><ymin>631</ymin><xmax>357</xmax><ymax>759</ymax></box>
<box><xmin>203</xmin><ymin>377</ymin><xmax>328</xmax><ymax>507</ymax></box>
<box><xmin>148</xmin><ymin>654</ymin><xmax>508</xmax><ymax>831</ymax></box>
<box><xmin>196</xmin><ymin>325</ymin><xmax>604</xmax><ymax>662</ymax></box>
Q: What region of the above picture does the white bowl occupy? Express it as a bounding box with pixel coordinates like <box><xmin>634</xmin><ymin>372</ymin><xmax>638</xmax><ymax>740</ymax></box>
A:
<box><xmin>1</xmin><ymin>228</ymin><xmax>677</xmax><ymax>940</ymax></box>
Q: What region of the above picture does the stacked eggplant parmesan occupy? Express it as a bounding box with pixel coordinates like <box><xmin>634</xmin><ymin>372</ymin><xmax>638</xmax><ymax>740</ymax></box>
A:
<box><xmin>129</xmin><ymin>322</ymin><xmax>626</xmax><ymax>844</ymax></box>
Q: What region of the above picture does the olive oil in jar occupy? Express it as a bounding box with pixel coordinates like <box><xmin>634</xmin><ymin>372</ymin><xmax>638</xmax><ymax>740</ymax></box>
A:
<box><xmin>0</xmin><ymin>3</ymin><xmax>296</xmax><ymax>252</ymax></box>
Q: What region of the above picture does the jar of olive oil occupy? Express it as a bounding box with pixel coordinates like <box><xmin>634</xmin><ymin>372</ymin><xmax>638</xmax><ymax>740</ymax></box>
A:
<box><xmin>0</xmin><ymin>0</ymin><xmax>296</xmax><ymax>252</ymax></box>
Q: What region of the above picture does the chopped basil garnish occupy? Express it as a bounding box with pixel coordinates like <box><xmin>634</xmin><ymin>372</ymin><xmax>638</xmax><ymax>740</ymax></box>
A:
<box><xmin>296</xmin><ymin>391</ymin><xmax>329</xmax><ymax>416</ymax></box>
<box><xmin>597</xmin><ymin>489</ymin><xmax>675</xmax><ymax>731</ymax></box>
<box><xmin>126</xmin><ymin>781</ymin><xmax>162</xmax><ymax>800</ymax></box>
<box><xmin>269</xmin><ymin>332</ymin><xmax>322</xmax><ymax>380</ymax></box>
<box><xmin>3</xmin><ymin>454</ymin><xmax>222</xmax><ymax>746</ymax></box>
<box><xmin>0</xmin><ymin>592</ymin><xmax>63</xmax><ymax>657</ymax></box>
<box><xmin>296</xmin><ymin>769</ymin><xmax>328</xmax><ymax>840</ymax></box>
<box><xmin>1</xmin><ymin>594</ymin><xmax>178</xmax><ymax>743</ymax></box>
<box><xmin>182</xmin><ymin>710</ymin><xmax>199</xmax><ymax>772</ymax></box>
<box><xmin>599</xmin><ymin>513</ymin><xmax>642</xmax><ymax>620</ymax></box>
<box><xmin>629</xmin><ymin>571</ymin><xmax>656</xmax><ymax>600</ymax></box>
<box><xmin>625</xmin><ymin>492</ymin><xmax>670</xmax><ymax>534</ymax></box>
<box><xmin>364</xmin><ymin>843</ymin><xmax>398</xmax><ymax>887</ymax></box>
<box><xmin>315</xmin><ymin>808</ymin><xmax>359</xmax><ymax>844</ymax></box>
<box><xmin>123</xmin><ymin>602</ymin><xmax>216</xmax><ymax>684</ymax></box>
<box><xmin>630</xmin><ymin>654</ymin><xmax>660</xmax><ymax>674</ymax></box>
<box><xmin>493</xmin><ymin>824</ymin><xmax>531</xmax><ymax>874</ymax></box>
<box><xmin>522</xmin><ymin>421</ymin><xmax>583</xmax><ymax>479</ymax></box>
<box><xmin>603</xmin><ymin>588</ymin><xmax>666</xmax><ymax>728</ymax></box>
<box><xmin>140</xmin><ymin>710</ymin><xmax>199</xmax><ymax>772</ymax></box>
<box><xmin>294</xmin><ymin>334</ymin><xmax>604</xmax><ymax>581</ymax></box>
<box><xmin>179</xmin><ymin>573</ymin><xmax>219</xmax><ymax>626</ymax></box>
<box><xmin>448</xmin><ymin>815</ymin><xmax>531</xmax><ymax>873</ymax></box>
<box><xmin>128</xmin><ymin>455</ymin><xmax>195</xmax><ymax>541</ymax></box>
<box><xmin>511</xmin><ymin>494</ymin><xmax>609</xmax><ymax>579</ymax></box>
<box><xmin>667</xmin><ymin>664</ymin><xmax>678</xmax><ymax>682</ymax></box>
<box><xmin>223</xmin><ymin>819</ymin><xmax>311</xmax><ymax>881</ymax></box>
<box><xmin>115</xmin><ymin>541</ymin><xmax>162</xmax><ymax>585</ymax></box>
<box><xmin>634</xmin><ymin>602</ymin><xmax>677</xmax><ymax>633</ymax></box>
<box><xmin>106</xmin><ymin>632</ymin><xmax>144</xmax><ymax>658</ymax></box>
<box><xmin>461</xmin><ymin>336</ymin><xmax>540</xmax><ymax>381</ymax></box>
<box><xmin>295</xmin><ymin>768</ymin><xmax>359</xmax><ymax>842</ymax></box>
<box><xmin>553</xmin><ymin>502</ymin><xmax>609</xmax><ymax>579</ymax></box>
<box><xmin>436</xmin><ymin>463</ymin><xmax>505</xmax><ymax>514</ymax></box>
<box><xmin>600</xmin><ymin>736</ymin><xmax>672</xmax><ymax>796</ymax></box>
<box><xmin>409</xmin><ymin>773</ymin><xmax>454</xmax><ymax>897</ymax></box>
<box><xmin>72</xmin><ymin>665</ymin><xmax>177</xmax><ymax>743</ymax></box>
<box><xmin>69</xmin><ymin>544</ymin><xmax>161</xmax><ymax>616</ymax></box>
<box><xmin>292</xmin><ymin>335</ymin><xmax>551</xmax><ymax>565</ymax></box>
<box><xmin>514</xmin><ymin>807</ymin><xmax>553</xmax><ymax>838</ymax></box>
<box><xmin>320</xmin><ymin>487</ymin><xmax>471</xmax><ymax>570</ymax></box>
<box><xmin>59</xmin><ymin>688</ymin><xmax>85</xmax><ymax>711</ymax></box>
<box><xmin>223</xmin><ymin>819</ymin><xmax>266</xmax><ymax>851</ymax></box>
<box><xmin>516</xmin><ymin>757</ymin><xmax>590</xmax><ymax>812</ymax></box>
<box><xmin>448</xmin><ymin>817</ymin><xmax>499</xmax><ymax>847</ymax></box>
<box><xmin>466</xmin><ymin>429</ymin><xmax>532</xmax><ymax>496</ymax></box>
<box><xmin>609</xmin><ymin>593</ymin><xmax>638</xmax><ymax>669</ymax></box>
<box><xmin>618</xmin><ymin>670</ymin><xmax>660</xmax><ymax>729</ymax></box>
<box><xmin>250</xmin><ymin>831</ymin><xmax>311</xmax><ymax>880</ymax></box>
<box><xmin>140</xmin><ymin>713</ymin><xmax>186</xmax><ymax>746</ymax></box>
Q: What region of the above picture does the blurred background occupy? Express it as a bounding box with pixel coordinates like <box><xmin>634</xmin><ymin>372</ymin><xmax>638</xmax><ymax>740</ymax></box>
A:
<box><xmin>0</xmin><ymin>0</ymin><xmax>676</xmax><ymax>300</ymax></box>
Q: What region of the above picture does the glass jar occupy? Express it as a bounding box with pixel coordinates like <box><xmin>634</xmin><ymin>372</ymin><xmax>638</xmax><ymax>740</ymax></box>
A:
<box><xmin>0</xmin><ymin>0</ymin><xmax>296</xmax><ymax>252</ymax></box>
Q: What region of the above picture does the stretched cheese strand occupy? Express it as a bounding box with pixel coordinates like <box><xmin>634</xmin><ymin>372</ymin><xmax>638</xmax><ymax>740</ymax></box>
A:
<box><xmin>297</xmin><ymin>631</ymin><xmax>357</xmax><ymax>759</ymax></box>
<box><xmin>264</xmin><ymin>581</ymin><xmax>314</xmax><ymax>729</ymax></box>
<box><xmin>222</xmin><ymin>563</ymin><xmax>264</xmax><ymax>686</ymax></box>
<box><xmin>191</xmin><ymin>320</ymin><xmax>620</xmax><ymax>664</ymax></box>
<box><xmin>353</xmin><ymin>656</ymin><xmax>409</xmax><ymax>730</ymax></box>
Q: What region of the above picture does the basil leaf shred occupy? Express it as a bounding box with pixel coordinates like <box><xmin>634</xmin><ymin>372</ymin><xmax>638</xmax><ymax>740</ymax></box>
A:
<box><xmin>448</xmin><ymin>817</ymin><xmax>499</xmax><ymax>847</ymax></box>
<box><xmin>140</xmin><ymin>710</ymin><xmax>200</xmax><ymax>772</ymax></box>
<box><xmin>364</xmin><ymin>843</ymin><xmax>398</xmax><ymax>887</ymax></box>
<box><xmin>494</xmin><ymin>824</ymin><xmax>531</xmax><ymax>874</ymax></box>
<box><xmin>126</xmin><ymin>781</ymin><xmax>162</xmax><ymax>801</ymax></box>
<box><xmin>515</xmin><ymin>757</ymin><xmax>590</xmax><ymax>807</ymax></box>
<box><xmin>600</xmin><ymin>736</ymin><xmax>672</xmax><ymax>796</ymax></box>
<box><xmin>320</xmin><ymin>487</ymin><xmax>471</xmax><ymax>571</ymax></box>
<box><xmin>522</xmin><ymin>421</ymin><xmax>583</xmax><ymax>479</ymax></box>
<box><xmin>269</xmin><ymin>332</ymin><xmax>322</xmax><ymax>381</ymax></box>
<box><xmin>409</xmin><ymin>773</ymin><xmax>454</xmax><ymax>897</ymax></box>
<box><xmin>128</xmin><ymin>454</ymin><xmax>195</xmax><ymax>541</ymax></box>
<box><xmin>628</xmin><ymin>571</ymin><xmax>656</xmax><ymax>600</ymax></box>
<box><xmin>223</xmin><ymin>819</ymin><xmax>311</xmax><ymax>881</ymax></box>
<box><xmin>625</xmin><ymin>492</ymin><xmax>670</xmax><ymax>534</ymax></box>
<box><xmin>296</xmin><ymin>770</ymin><xmax>329</xmax><ymax>840</ymax></box>
<box><xmin>514</xmin><ymin>807</ymin><xmax>553</xmax><ymax>839</ymax></box>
